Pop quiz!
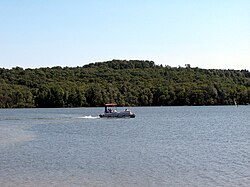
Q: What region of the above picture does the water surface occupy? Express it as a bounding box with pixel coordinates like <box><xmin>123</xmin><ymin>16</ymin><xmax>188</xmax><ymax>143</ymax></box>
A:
<box><xmin>0</xmin><ymin>106</ymin><xmax>249</xmax><ymax>187</ymax></box>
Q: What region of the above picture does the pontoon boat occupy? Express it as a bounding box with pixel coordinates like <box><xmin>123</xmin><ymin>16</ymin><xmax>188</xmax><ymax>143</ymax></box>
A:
<box><xmin>99</xmin><ymin>104</ymin><xmax>135</xmax><ymax>118</ymax></box>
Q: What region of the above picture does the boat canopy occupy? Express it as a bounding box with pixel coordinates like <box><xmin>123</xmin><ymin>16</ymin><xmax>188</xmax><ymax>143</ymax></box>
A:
<box><xmin>104</xmin><ymin>103</ymin><xmax>117</xmax><ymax>107</ymax></box>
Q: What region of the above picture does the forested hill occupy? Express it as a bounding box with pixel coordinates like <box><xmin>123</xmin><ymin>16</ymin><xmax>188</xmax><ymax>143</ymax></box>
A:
<box><xmin>0</xmin><ymin>60</ymin><xmax>250</xmax><ymax>108</ymax></box>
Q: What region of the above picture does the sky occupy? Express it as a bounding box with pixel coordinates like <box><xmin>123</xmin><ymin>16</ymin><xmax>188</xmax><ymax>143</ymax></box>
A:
<box><xmin>0</xmin><ymin>0</ymin><xmax>249</xmax><ymax>70</ymax></box>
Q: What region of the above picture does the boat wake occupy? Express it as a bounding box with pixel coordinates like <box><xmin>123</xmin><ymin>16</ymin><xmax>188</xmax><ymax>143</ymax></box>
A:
<box><xmin>78</xmin><ymin>116</ymin><xmax>100</xmax><ymax>119</ymax></box>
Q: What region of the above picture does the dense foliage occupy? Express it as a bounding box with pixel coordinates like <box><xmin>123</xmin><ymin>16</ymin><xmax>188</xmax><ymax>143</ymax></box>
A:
<box><xmin>0</xmin><ymin>60</ymin><xmax>250</xmax><ymax>108</ymax></box>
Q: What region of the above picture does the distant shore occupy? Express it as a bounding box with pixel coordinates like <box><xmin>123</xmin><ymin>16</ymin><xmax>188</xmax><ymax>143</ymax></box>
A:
<box><xmin>1</xmin><ymin>60</ymin><xmax>249</xmax><ymax>108</ymax></box>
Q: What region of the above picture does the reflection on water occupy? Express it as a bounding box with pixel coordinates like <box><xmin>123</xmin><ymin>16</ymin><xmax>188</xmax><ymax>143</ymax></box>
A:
<box><xmin>0</xmin><ymin>106</ymin><xmax>250</xmax><ymax>187</ymax></box>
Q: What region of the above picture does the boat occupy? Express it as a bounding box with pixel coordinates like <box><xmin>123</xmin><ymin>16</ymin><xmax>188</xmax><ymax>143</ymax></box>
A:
<box><xmin>99</xmin><ymin>103</ymin><xmax>136</xmax><ymax>118</ymax></box>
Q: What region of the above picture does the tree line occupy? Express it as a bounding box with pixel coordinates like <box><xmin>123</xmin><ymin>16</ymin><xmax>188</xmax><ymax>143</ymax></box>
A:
<box><xmin>0</xmin><ymin>60</ymin><xmax>250</xmax><ymax>108</ymax></box>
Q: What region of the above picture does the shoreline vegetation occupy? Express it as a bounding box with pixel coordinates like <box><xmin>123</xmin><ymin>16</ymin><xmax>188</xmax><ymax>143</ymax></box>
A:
<box><xmin>0</xmin><ymin>60</ymin><xmax>250</xmax><ymax>108</ymax></box>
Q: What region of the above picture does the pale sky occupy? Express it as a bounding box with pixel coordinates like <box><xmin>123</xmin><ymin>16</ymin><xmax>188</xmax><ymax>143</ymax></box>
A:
<box><xmin>0</xmin><ymin>0</ymin><xmax>249</xmax><ymax>70</ymax></box>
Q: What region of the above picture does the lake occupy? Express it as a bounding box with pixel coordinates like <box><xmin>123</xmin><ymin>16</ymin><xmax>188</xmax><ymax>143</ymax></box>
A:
<box><xmin>0</xmin><ymin>106</ymin><xmax>249</xmax><ymax>187</ymax></box>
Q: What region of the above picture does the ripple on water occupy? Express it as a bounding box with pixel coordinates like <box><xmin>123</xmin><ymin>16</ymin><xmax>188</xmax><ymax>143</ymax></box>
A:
<box><xmin>0</xmin><ymin>125</ymin><xmax>35</xmax><ymax>146</ymax></box>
